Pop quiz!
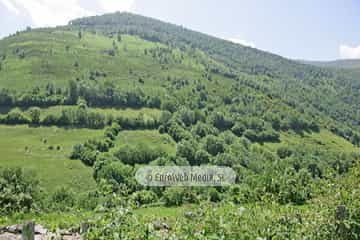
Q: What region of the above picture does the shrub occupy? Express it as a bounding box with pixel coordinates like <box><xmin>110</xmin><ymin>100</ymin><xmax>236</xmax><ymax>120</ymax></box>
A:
<box><xmin>41</xmin><ymin>113</ymin><xmax>59</xmax><ymax>125</ymax></box>
<box><xmin>208</xmin><ymin>188</ymin><xmax>222</xmax><ymax>202</ymax></box>
<box><xmin>194</xmin><ymin>150</ymin><xmax>211</xmax><ymax>165</ymax></box>
<box><xmin>204</xmin><ymin>135</ymin><xmax>225</xmax><ymax>156</ymax></box>
<box><xmin>0</xmin><ymin>168</ymin><xmax>38</xmax><ymax>214</ymax></box>
<box><xmin>231</xmin><ymin>122</ymin><xmax>246</xmax><ymax>137</ymax></box>
<box><xmin>278</xmin><ymin>168</ymin><xmax>312</xmax><ymax>205</ymax></box>
<box><xmin>277</xmin><ymin>146</ymin><xmax>293</xmax><ymax>159</ymax></box>
<box><xmin>131</xmin><ymin>190</ymin><xmax>158</xmax><ymax>205</ymax></box>
<box><xmin>114</xmin><ymin>144</ymin><xmax>165</xmax><ymax>165</ymax></box>
<box><xmin>191</xmin><ymin>122</ymin><xmax>218</xmax><ymax>138</ymax></box>
<box><xmin>94</xmin><ymin>161</ymin><xmax>135</xmax><ymax>193</ymax></box>
<box><xmin>210</xmin><ymin>112</ymin><xmax>233</xmax><ymax>131</ymax></box>
<box><xmin>176</xmin><ymin>139</ymin><xmax>198</xmax><ymax>165</ymax></box>
<box><xmin>51</xmin><ymin>187</ymin><xmax>76</xmax><ymax>210</ymax></box>
<box><xmin>3</xmin><ymin>109</ymin><xmax>30</xmax><ymax>124</ymax></box>
<box><xmin>177</xmin><ymin>107</ymin><xmax>196</xmax><ymax>126</ymax></box>
<box><xmin>162</xmin><ymin>187</ymin><xmax>185</xmax><ymax>206</ymax></box>
<box><xmin>243</xmin><ymin>129</ymin><xmax>258</xmax><ymax>142</ymax></box>
<box><xmin>28</xmin><ymin>107</ymin><xmax>41</xmax><ymax>124</ymax></box>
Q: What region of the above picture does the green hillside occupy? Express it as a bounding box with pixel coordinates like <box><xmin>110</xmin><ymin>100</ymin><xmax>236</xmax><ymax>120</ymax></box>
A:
<box><xmin>0</xmin><ymin>12</ymin><xmax>359</xmax><ymax>239</ymax></box>
<box><xmin>68</xmin><ymin>12</ymin><xmax>360</xmax><ymax>133</ymax></box>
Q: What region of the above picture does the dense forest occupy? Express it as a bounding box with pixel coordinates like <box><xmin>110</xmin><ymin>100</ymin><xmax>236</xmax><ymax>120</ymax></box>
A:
<box><xmin>0</xmin><ymin>12</ymin><xmax>359</xmax><ymax>239</ymax></box>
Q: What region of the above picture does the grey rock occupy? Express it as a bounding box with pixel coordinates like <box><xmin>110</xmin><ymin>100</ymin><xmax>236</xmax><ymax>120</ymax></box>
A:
<box><xmin>34</xmin><ymin>225</ymin><xmax>47</xmax><ymax>235</ymax></box>
<box><xmin>153</xmin><ymin>222</ymin><xmax>170</xmax><ymax>231</ymax></box>
<box><xmin>0</xmin><ymin>232</ymin><xmax>20</xmax><ymax>240</ymax></box>
<box><xmin>184</xmin><ymin>211</ymin><xmax>196</xmax><ymax>219</ymax></box>
<box><xmin>6</xmin><ymin>225</ymin><xmax>22</xmax><ymax>234</ymax></box>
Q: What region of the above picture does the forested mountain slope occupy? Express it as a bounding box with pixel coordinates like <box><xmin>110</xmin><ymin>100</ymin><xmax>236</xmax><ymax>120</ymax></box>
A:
<box><xmin>301</xmin><ymin>59</ymin><xmax>360</xmax><ymax>69</ymax></box>
<box><xmin>67</xmin><ymin>12</ymin><xmax>360</xmax><ymax>142</ymax></box>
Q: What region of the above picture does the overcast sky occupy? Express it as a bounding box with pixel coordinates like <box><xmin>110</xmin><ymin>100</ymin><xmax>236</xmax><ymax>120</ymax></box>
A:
<box><xmin>0</xmin><ymin>0</ymin><xmax>359</xmax><ymax>61</ymax></box>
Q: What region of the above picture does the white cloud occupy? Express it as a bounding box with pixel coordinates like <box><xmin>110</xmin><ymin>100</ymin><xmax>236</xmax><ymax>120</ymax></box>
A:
<box><xmin>1</xmin><ymin>0</ymin><xmax>93</xmax><ymax>27</ymax></box>
<box><xmin>227</xmin><ymin>37</ymin><xmax>256</xmax><ymax>48</ymax></box>
<box><xmin>0</xmin><ymin>0</ymin><xmax>20</xmax><ymax>14</ymax></box>
<box><xmin>339</xmin><ymin>44</ymin><xmax>360</xmax><ymax>59</ymax></box>
<box><xmin>0</xmin><ymin>0</ymin><xmax>135</xmax><ymax>28</ymax></box>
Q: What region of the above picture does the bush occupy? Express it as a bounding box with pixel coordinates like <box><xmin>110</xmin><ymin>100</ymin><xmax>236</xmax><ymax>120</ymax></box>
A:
<box><xmin>208</xmin><ymin>188</ymin><xmax>222</xmax><ymax>202</ymax></box>
<box><xmin>231</xmin><ymin>122</ymin><xmax>246</xmax><ymax>137</ymax></box>
<box><xmin>51</xmin><ymin>187</ymin><xmax>76</xmax><ymax>210</ymax></box>
<box><xmin>70</xmin><ymin>144</ymin><xmax>98</xmax><ymax>166</ymax></box>
<box><xmin>114</xmin><ymin>144</ymin><xmax>165</xmax><ymax>165</ymax></box>
<box><xmin>210</xmin><ymin>112</ymin><xmax>233</xmax><ymax>131</ymax></box>
<box><xmin>191</xmin><ymin>122</ymin><xmax>218</xmax><ymax>138</ymax></box>
<box><xmin>278</xmin><ymin>168</ymin><xmax>312</xmax><ymax>205</ymax></box>
<box><xmin>194</xmin><ymin>150</ymin><xmax>211</xmax><ymax>165</ymax></box>
<box><xmin>243</xmin><ymin>129</ymin><xmax>258</xmax><ymax>142</ymax></box>
<box><xmin>70</xmin><ymin>144</ymin><xmax>85</xmax><ymax>159</ymax></box>
<box><xmin>277</xmin><ymin>146</ymin><xmax>293</xmax><ymax>159</ymax></box>
<box><xmin>131</xmin><ymin>190</ymin><xmax>158</xmax><ymax>205</ymax></box>
<box><xmin>94</xmin><ymin>161</ymin><xmax>135</xmax><ymax>193</ymax></box>
<box><xmin>41</xmin><ymin>113</ymin><xmax>59</xmax><ymax>125</ymax></box>
<box><xmin>176</xmin><ymin>139</ymin><xmax>198</xmax><ymax>165</ymax></box>
<box><xmin>204</xmin><ymin>135</ymin><xmax>225</xmax><ymax>156</ymax></box>
<box><xmin>0</xmin><ymin>168</ymin><xmax>38</xmax><ymax>214</ymax></box>
<box><xmin>28</xmin><ymin>107</ymin><xmax>41</xmax><ymax>124</ymax></box>
<box><xmin>162</xmin><ymin>187</ymin><xmax>185</xmax><ymax>206</ymax></box>
<box><xmin>177</xmin><ymin>107</ymin><xmax>196</xmax><ymax>126</ymax></box>
<box><xmin>2</xmin><ymin>109</ymin><xmax>30</xmax><ymax>124</ymax></box>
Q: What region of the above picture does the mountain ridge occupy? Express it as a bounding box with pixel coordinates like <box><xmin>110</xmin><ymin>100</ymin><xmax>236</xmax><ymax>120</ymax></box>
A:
<box><xmin>300</xmin><ymin>58</ymin><xmax>360</xmax><ymax>69</ymax></box>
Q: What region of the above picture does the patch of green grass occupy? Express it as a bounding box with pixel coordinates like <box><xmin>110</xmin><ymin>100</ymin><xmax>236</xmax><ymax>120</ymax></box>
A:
<box><xmin>0</xmin><ymin>125</ymin><xmax>101</xmax><ymax>192</ymax></box>
<box><xmin>263</xmin><ymin>129</ymin><xmax>360</xmax><ymax>154</ymax></box>
<box><xmin>113</xmin><ymin>130</ymin><xmax>176</xmax><ymax>155</ymax></box>
<box><xmin>0</xmin><ymin>211</ymin><xmax>94</xmax><ymax>230</ymax></box>
<box><xmin>0</xmin><ymin>30</ymin><xmax>206</xmax><ymax>92</ymax></box>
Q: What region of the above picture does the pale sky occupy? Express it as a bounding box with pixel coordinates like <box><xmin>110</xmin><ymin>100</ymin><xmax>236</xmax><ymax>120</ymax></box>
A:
<box><xmin>0</xmin><ymin>0</ymin><xmax>359</xmax><ymax>61</ymax></box>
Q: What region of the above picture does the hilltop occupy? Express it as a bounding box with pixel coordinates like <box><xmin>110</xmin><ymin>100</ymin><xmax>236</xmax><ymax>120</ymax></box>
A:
<box><xmin>301</xmin><ymin>59</ymin><xmax>360</xmax><ymax>69</ymax></box>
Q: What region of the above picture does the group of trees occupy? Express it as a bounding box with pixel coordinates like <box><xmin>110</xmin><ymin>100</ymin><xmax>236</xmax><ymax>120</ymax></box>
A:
<box><xmin>76</xmin><ymin>105</ymin><xmax>354</xmax><ymax>206</ymax></box>
<box><xmin>160</xmin><ymin>109</ymin><xmax>281</xmax><ymax>149</ymax></box>
<box><xmin>46</xmin><ymin>107</ymin><xmax>106</xmax><ymax>129</ymax></box>
<box><xmin>115</xmin><ymin>115</ymin><xmax>160</xmax><ymax>130</ymax></box>
<box><xmin>82</xmin><ymin>106</ymin><xmax>360</xmax><ymax>206</ymax></box>
<box><xmin>0</xmin><ymin>79</ymin><xmax>162</xmax><ymax>111</ymax></box>
<box><xmin>0</xmin><ymin>103</ymin><xmax>161</xmax><ymax>130</ymax></box>
<box><xmin>0</xmin><ymin>87</ymin><xmax>64</xmax><ymax>107</ymax></box>
<box><xmin>0</xmin><ymin>106</ymin><xmax>107</xmax><ymax>129</ymax></box>
<box><xmin>114</xmin><ymin>144</ymin><xmax>165</xmax><ymax>165</ymax></box>
<box><xmin>0</xmin><ymin>168</ymin><xmax>39</xmax><ymax>214</ymax></box>
<box><xmin>68</xmin><ymin>80</ymin><xmax>162</xmax><ymax>109</ymax></box>
<box><xmin>70</xmin><ymin>122</ymin><xmax>121</xmax><ymax>165</ymax></box>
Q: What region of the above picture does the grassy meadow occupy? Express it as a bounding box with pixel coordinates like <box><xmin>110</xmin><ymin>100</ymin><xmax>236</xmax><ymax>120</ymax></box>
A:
<box><xmin>0</xmin><ymin>125</ymin><xmax>100</xmax><ymax>192</ymax></box>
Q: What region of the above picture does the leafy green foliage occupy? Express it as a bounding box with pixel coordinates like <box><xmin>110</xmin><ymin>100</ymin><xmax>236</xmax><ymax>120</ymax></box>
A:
<box><xmin>0</xmin><ymin>168</ymin><xmax>38</xmax><ymax>214</ymax></box>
